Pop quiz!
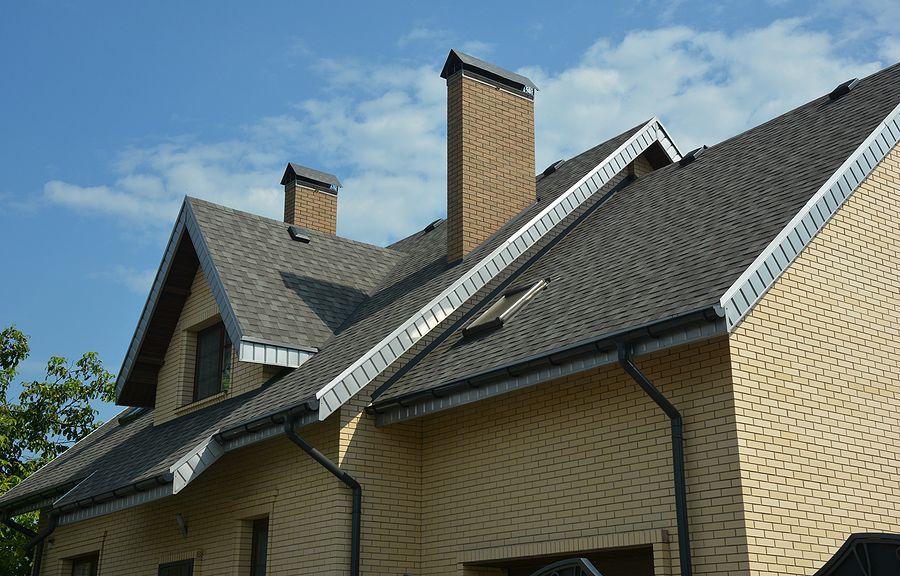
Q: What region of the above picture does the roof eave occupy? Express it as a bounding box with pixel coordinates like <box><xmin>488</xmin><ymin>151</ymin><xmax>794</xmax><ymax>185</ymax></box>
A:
<box><xmin>42</xmin><ymin>399</ymin><xmax>320</xmax><ymax>526</ymax></box>
<box><xmin>368</xmin><ymin>305</ymin><xmax>726</xmax><ymax>425</ymax></box>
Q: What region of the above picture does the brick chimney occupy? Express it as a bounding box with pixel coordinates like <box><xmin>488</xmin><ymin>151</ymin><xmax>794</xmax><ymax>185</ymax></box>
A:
<box><xmin>441</xmin><ymin>50</ymin><xmax>538</xmax><ymax>262</ymax></box>
<box><xmin>280</xmin><ymin>163</ymin><xmax>342</xmax><ymax>234</ymax></box>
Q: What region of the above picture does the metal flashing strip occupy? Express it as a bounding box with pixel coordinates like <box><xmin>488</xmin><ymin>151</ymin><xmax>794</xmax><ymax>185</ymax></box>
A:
<box><xmin>57</xmin><ymin>482</ymin><xmax>173</xmax><ymax>527</ymax></box>
<box><xmin>720</xmin><ymin>102</ymin><xmax>900</xmax><ymax>330</ymax></box>
<box><xmin>461</xmin><ymin>71</ymin><xmax>534</xmax><ymax>101</ymax></box>
<box><xmin>115</xmin><ymin>207</ymin><xmax>189</xmax><ymax>399</ymax></box>
<box><xmin>170</xmin><ymin>435</ymin><xmax>224</xmax><ymax>495</ymax></box>
<box><xmin>238</xmin><ymin>339</ymin><xmax>314</xmax><ymax>368</ymax></box>
<box><xmin>314</xmin><ymin>119</ymin><xmax>682</xmax><ymax>421</ymax></box>
<box><xmin>375</xmin><ymin>318</ymin><xmax>725</xmax><ymax>426</ymax></box>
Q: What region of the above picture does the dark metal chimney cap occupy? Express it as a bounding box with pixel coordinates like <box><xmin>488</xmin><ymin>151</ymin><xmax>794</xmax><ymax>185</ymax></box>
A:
<box><xmin>280</xmin><ymin>162</ymin><xmax>342</xmax><ymax>191</ymax></box>
<box><xmin>440</xmin><ymin>49</ymin><xmax>538</xmax><ymax>94</ymax></box>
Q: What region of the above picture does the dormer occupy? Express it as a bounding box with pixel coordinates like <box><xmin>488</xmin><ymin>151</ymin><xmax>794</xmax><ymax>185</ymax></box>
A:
<box><xmin>115</xmin><ymin>196</ymin><xmax>403</xmax><ymax>424</ymax></box>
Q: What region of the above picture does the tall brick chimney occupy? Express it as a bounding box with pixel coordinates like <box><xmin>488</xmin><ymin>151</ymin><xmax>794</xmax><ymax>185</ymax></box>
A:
<box><xmin>441</xmin><ymin>50</ymin><xmax>538</xmax><ymax>262</ymax></box>
<box><xmin>280</xmin><ymin>163</ymin><xmax>341</xmax><ymax>234</ymax></box>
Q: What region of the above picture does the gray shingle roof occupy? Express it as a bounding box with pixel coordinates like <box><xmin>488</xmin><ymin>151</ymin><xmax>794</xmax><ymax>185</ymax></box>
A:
<box><xmin>189</xmin><ymin>198</ymin><xmax>403</xmax><ymax>350</ymax></box>
<box><xmin>374</xmin><ymin>62</ymin><xmax>900</xmax><ymax>404</ymax></box>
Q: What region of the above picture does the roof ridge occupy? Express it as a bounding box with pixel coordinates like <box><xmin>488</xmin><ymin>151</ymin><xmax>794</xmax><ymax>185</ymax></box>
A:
<box><xmin>311</xmin><ymin>118</ymin><xmax>682</xmax><ymax>420</ymax></box>
<box><xmin>705</xmin><ymin>61</ymin><xmax>894</xmax><ymax>152</ymax></box>
<box><xmin>186</xmin><ymin>196</ymin><xmax>401</xmax><ymax>256</ymax></box>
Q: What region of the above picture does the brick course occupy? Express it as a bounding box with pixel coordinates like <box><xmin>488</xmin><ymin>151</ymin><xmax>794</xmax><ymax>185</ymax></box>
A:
<box><xmin>154</xmin><ymin>267</ymin><xmax>272</xmax><ymax>425</ymax></box>
<box><xmin>284</xmin><ymin>181</ymin><xmax>338</xmax><ymax>235</ymax></box>
<box><xmin>729</xmin><ymin>144</ymin><xmax>900</xmax><ymax>574</ymax></box>
<box><xmin>447</xmin><ymin>73</ymin><xmax>536</xmax><ymax>262</ymax></box>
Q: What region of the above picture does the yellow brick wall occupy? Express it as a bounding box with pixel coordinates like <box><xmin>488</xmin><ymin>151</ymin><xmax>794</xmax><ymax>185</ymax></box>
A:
<box><xmin>41</xmin><ymin>419</ymin><xmax>352</xmax><ymax>576</ymax></box>
<box><xmin>729</xmin><ymin>144</ymin><xmax>900</xmax><ymax>574</ymax></box>
<box><xmin>337</xmin><ymin>396</ymin><xmax>423</xmax><ymax>575</ymax></box>
<box><xmin>447</xmin><ymin>73</ymin><xmax>536</xmax><ymax>262</ymax></box>
<box><xmin>155</xmin><ymin>267</ymin><xmax>273</xmax><ymax>425</ymax></box>
<box><xmin>417</xmin><ymin>337</ymin><xmax>749</xmax><ymax>575</ymax></box>
<box><xmin>284</xmin><ymin>182</ymin><xmax>338</xmax><ymax>235</ymax></box>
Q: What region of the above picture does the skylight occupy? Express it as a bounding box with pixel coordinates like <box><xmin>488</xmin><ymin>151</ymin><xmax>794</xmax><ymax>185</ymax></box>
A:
<box><xmin>462</xmin><ymin>279</ymin><xmax>548</xmax><ymax>337</ymax></box>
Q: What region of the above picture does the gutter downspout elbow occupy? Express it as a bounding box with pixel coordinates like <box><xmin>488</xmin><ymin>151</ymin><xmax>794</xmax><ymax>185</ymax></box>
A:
<box><xmin>617</xmin><ymin>342</ymin><xmax>692</xmax><ymax>576</ymax></box>
<box><xmin>5</xmin><ymin>512</ymin><xmax>58</xmax><ymax>576</ymax></box>
<box><xmin>283</xmin><ymin>417</ymin><xmax>361</xmax><ymax>576</ymax></box>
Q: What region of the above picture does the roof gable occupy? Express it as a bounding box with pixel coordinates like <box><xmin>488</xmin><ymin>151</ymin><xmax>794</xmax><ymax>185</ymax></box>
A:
<box><xmin>116</xmin><ymin>197</ymin><xmax>403</xmax><ymax>406</ymax></box>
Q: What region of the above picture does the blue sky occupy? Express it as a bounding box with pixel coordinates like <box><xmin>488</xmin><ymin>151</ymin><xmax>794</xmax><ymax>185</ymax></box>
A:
<box><xmin>1</xmin><ymin>0</ymin><xmax>898</xmax><ymax>422</ymax></box>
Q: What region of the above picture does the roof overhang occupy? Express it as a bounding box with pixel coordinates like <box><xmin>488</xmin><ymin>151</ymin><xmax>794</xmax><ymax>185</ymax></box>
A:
<box><xmin>115</xmin><ymin>199</ymin><xmax>316</xmax><ymax>406</ymax></box>
<box><xmin>720</xmin><ymin>101</ymin><xmax>900</xmax><ymax>330</ymax></box>
<box><xmin>369</xmin><ymin>306</ymin><xmax>726</xmax><ymax>425</ymax></box>
<box><xmin>51</xmin><ymin>400</ymin><xmax>319</xmax><ymax>526</ymax></box>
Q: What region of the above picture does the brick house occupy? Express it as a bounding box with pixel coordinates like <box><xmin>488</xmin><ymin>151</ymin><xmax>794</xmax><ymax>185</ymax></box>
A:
<box><xmin>2</xmin><ymin>49</ymin><xmax>900</xmax><ymax>576</ymax></box>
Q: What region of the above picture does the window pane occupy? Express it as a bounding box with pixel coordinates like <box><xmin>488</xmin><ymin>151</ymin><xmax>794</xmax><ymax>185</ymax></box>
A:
<box><xmin>159</xmin><ymin>559</ymin><xmax>194</xmax><ymax>576</ymax></box>
<box><xmin>71</xmin><ymin>556</ymin><xmax>98</xmax><ymax>576</ymax></box>
<box><xmin>251</xmin><ymin>517</ymin><xmax>269</xmax><ymax>576</ymax></box>
<box><xmin>195</xmin><ymin>324</ymin><xmax>223</xmax><ymax>400</ymax></box>
<box><xmin>221</xmin><ymin>335</ymin><xmax>233</xmax><ymax>393</ymax></box>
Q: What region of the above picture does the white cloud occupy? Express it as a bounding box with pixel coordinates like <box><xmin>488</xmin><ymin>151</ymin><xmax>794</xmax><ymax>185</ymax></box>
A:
<box><xmin>528</xmin><ymin>20</ymin><xmax>881</xmax><ymax>167</ymax></box>
<box><xmin>459</xmin><ymin>40</ymin><xmax>495</xmax><ymax>58</ymax></box>
<box><xmin>89</xmin><ymin>266</ymin><xmax>157</xmax><ymax>295</ymax></box>
<box><xmin>398</xmin><ymin>26</ymin><xmax>451</xmax><ymax>48</ymax></box>
<box><xmin>44</xmin><ymin>18</ymin><xmax>892</xmax><ymax>248</ymax></box>
<box><xmin>45</xmin><ymin>136</ymin><xmax>284</xmax><ymax>229</ymax></box>
<box><xmin>880</xmin><ymin>37</ymin><xmax>900</xmax><ymax>62</ymax></box>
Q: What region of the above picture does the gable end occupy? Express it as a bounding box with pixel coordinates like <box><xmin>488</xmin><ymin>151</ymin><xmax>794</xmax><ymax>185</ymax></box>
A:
<box><xmin>720</xmin><ymin>102</ymin><xmax>900</xmax><ymax>330</ymax></box>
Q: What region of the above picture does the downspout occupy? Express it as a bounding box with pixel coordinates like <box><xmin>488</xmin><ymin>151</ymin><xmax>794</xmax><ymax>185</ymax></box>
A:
<box><xmin>283</xmin><ymin>417</ymin><xmax>361</xmax><ymax>576</ymax></box>
<box><xmin>4</xmin><ymin>512</ymin><xmax>58</xmax><ymax>576</ymax></box>
<box><xmin>617</xmin><ymin>342</ymin><xmax>692</xmax><ymax>576</ymax></box>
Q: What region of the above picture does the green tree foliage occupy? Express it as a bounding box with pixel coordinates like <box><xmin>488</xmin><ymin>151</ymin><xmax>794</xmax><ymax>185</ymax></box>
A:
<box><xmin>0</xmin><ymin>326</ymin><xmax>114</xmax><ymax>575</ymax></box>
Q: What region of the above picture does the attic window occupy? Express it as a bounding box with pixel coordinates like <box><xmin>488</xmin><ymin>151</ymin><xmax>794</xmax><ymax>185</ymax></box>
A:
<box><xmin>194</xmin><ymin>322</ymin><xmax>232</xmax><ymax>402</ymax></box>
<box><xmin>462</xmin><ymin>279</ymin><xmax>548</xmax><ymax>337</ymax></box>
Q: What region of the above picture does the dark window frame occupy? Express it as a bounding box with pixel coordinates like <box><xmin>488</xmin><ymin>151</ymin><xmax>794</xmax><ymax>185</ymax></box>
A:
<box><xmin>461</xmin><ymin>278</ymin><xmax>549</xmax><ymax>338</ymax></box>
<box><xmin>193</xmin><ymin>321</ymin><xmax>232</xmax><ymax>402</ymax></box>
<box><xmin>250</xmin><ymin>517</ymin><xmax>269</xmax><ymax>576</ymax></box>
<box><xmin>70</xmin><ymin>552</ymin><xmax>99</xmax><ymax>576</ymax></box>
<box><xmin>158</xmin><ymin>559</ymin><xmax>194</xmax><ymax>576</ymax></box>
